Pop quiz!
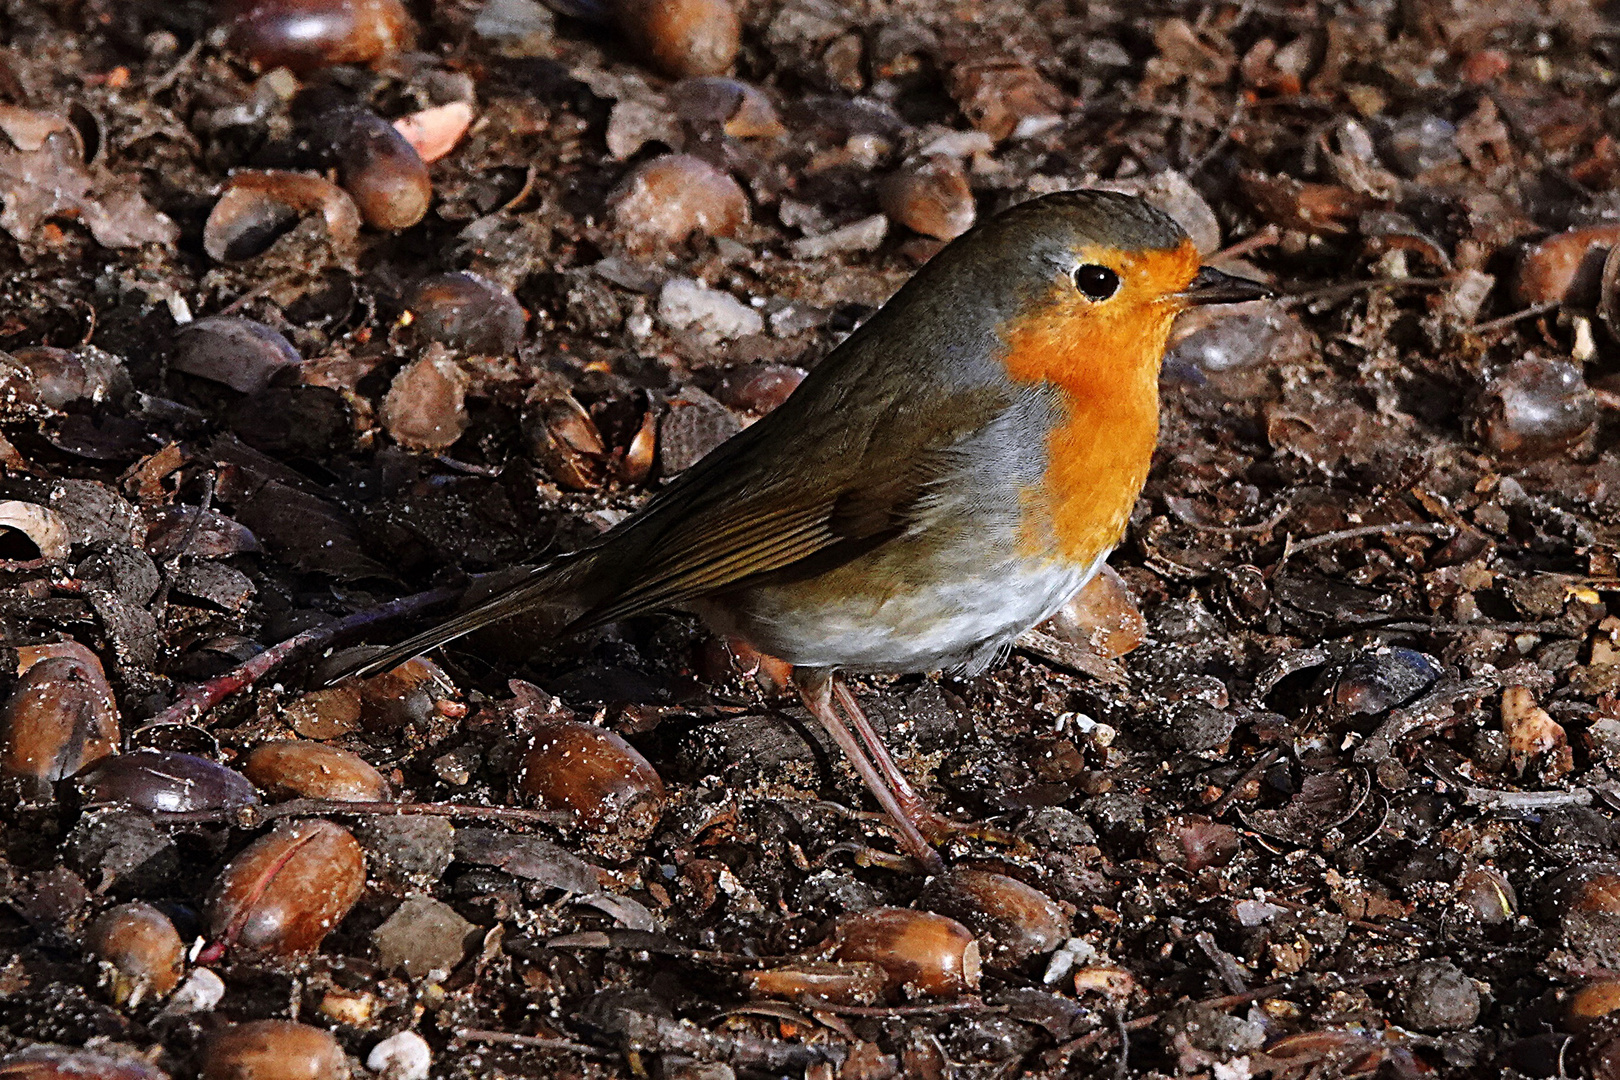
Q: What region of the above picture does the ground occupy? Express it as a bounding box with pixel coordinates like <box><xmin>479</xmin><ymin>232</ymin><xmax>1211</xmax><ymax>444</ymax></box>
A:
<box><xmin>0</xmin><ymin>1</ymin><xmax>1619</xmax><ymax>1077</ymax></box>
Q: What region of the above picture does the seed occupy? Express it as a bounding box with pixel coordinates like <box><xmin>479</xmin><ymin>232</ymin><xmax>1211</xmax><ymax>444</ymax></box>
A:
<box><xmin>204</xmin><ymin>819</ymin><xmax>365</xmax><ymax>958</ymax></box>
<box><xmin>171</xmin><ymin>316</ymin><xmax>301</xmax><ymax>394</ymax></box>
<box><xmin>918</xmin><ymin>870</ymin><xmax>1070</xmax><ymax>965</ymax></box>
<box><xmin>515</xmin><ymin>720</ymin><xmax>665</xmax><ymax>843</ymax></box>
<box><xmin>615</xmin><ymin>0</ymin><xmax>741</xmax><ymax>79</ymax></box>
<box><xmin>823</xmin><ymin>907</ymin><xmax>981</xmax><ymax>999</ymax></box>
<box><xmin>324</xmin><ymin>108</ymin><xmax>431</xmax><ymax>231</ymax></box>
<box><xmin>201</xmin><ymin>1019</ymin><xmax>351</xmax><ymax>1080</ymax></box>
<box><xmin>242</xmin><ymin>740</ymin><xmax>390</xmax><ymax>802</ymax></box>
<box><xmin>525</xmin><ymin>390</ymin><xmax>608</xmax><ymax>491</ymax></box>
<box><xmin>1514</xmin><ymin>223</ymin><xmax>1620</xmax><ymax>307</ymax></box>
<box><xmin>1</xmin><ymin>647</ymin><xmax>118</xmax><ymax>796</ymax></box>
<box><xmin>1043</xmin><ymin>565</ymin><xmax>1145</xmax><ymax>660</ymax></box>
<box><xmin>670</xmin><ymin>77</ymin><xmax>785</xmax><ymax>139</ymax></box>
<box><xmin>77</xmin><ymin>750</ymin><xmax>260</xmax><ymax>813</ymax></box>
<box><xmin>221</xmin><ymin>0</ymin><xmax>415</xmax><ymax>75</ymax></box>
<box><xmin>405</xmin><ymin>272</ymin><xmax>526</xmax><ymax>356</ymax></box>
<box><xmin>1566</xmin><ymin>978</ymin><xmax>1620</xmax><ymax>1031</ymax></box>
<box><xmin>0</xmin><ymin>1045</ymin><xmax>171</xmax><ymax>1080</ymax></box>
<box><xmin>879</xmin><ymin>158</ymin><xmax>976</xmax><ymax>241</ymax></box>
<box><xmin>1474</xmin><ymin>356</ymin><xmax>1596</xmax><ymax>461</ymax></box>
<box><xmin>356</xmin><ymin>657</ymin><xmax>456</xmax><ymax>731</ymax></box>
<box><xmin>85</xmin><ymin>902</ymin><xmax>184</xmax><ymax>1006</ymax></box>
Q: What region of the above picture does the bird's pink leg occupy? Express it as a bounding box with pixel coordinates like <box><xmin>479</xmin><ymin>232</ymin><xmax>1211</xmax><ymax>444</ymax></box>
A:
<box><xmin>794</xmin><ymin>668</ymin><xmax>944</xmax><ymax>874</ymax></box>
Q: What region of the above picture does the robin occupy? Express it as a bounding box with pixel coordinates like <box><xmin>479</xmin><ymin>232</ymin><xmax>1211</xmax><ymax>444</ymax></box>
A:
<box><xmin>338</xmin><ymin>190</ymin><xmax>1271</xmax><ymax>873</ymax></box>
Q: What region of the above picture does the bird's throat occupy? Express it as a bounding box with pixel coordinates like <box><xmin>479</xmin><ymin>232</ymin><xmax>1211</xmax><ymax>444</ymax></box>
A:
<box><xmin>1018</xmin><ymin>372</ymin><xmax>1160</xmax><ymax>566</ymax></box>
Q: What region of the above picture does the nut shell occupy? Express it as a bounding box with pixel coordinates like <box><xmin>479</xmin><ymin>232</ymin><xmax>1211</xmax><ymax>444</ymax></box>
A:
<box><xmin>85</xmin><ymin>902</ymin><xmax>185</xmax><ymax>1005</ymax></box>
<box><xmin>515</xmin><ymin>721</ymin><xmax>665</xmax><ymax>844</ymax></box>
<box><xmin>201</xmin><ymin>1020</ymin><xmax>350</xmax><ymax>1080</ymax></box>
<box><xmin>223</xmin><ymin>0</ymin><xmax>415</xmax><ymax>74</ymax></box>
<box><xmin>205</xmin><ymin>819</ymin><xmax>365</xmax><ymax>957</ymax></box>
<box><xmin>242</xmin><ymin>741</ymin><xmax>390</xmax><ymax>802</ymax></box>
<box><xmin>825</xmin><ymin>907</ymin><xmax>981</xmax><ymax>999</ymax></box>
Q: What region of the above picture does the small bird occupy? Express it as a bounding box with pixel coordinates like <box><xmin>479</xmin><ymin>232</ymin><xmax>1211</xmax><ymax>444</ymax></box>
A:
<box><xmin>339</xmin><ymin>190</ymin><xmax>1271</xmax><ymax>872</ymax></box>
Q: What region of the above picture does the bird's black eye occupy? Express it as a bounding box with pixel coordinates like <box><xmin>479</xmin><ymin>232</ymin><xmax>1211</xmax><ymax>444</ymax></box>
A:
<box><xmin>1072</xmin><ymin>264</ymin><xmax>1120</xmax><ymax>301</ymax></box>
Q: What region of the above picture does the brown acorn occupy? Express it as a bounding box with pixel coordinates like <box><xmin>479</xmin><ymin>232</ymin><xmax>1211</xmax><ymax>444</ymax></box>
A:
<box><xmin>204</xmin><ymin>819</ymin><xmax>365</xmax><ymax>958</ymax></box>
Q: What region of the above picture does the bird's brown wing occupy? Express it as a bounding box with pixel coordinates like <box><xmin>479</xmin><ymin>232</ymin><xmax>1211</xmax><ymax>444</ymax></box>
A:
<box><xmin>572</xmin><ymin>375</ymin><xmax>1013</xmax><ymax>627</ymax></box>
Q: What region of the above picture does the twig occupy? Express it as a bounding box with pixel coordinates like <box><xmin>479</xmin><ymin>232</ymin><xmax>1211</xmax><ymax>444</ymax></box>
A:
<box><xmin>141</xmin><ymin>585</ymin><xmax>460</xmax><ymax>729</ymax></box>
<box><xmin>1463</xmin><ymin>786</ymin><xmax>1595</xmax><ymax>811</ymax></box>
<box><xmin>1186</xmin><ymin>101</ymin><xmax>1246</xmax><ymax>176</ymax></box>
<box><xmin>1471</xmin><ymin>300</ymin><xmax>1560</xmax><ymax>335</ymax></box>
<box><xmin>796</xmin><ymin>998</ymin><xmax>992</xmax><ymax>1017</ymax></box>
<box><xmin>1284</xmin><ymin>521</ymin><xmax>1453</xmax><ymax>557</ymax></box>
<box><xmin>137</xmin><ymin>797</ymin><xmax>572</xmax><ymax>829</ymax></box>
<box><xmin>1206</xmin><ymin>745</ymin><xmax>1283</xmax><ymax>820</ymax></box>
<box><xmin>454</xmin><ymin>1029</ymin><xmax>607</xmax><ymax>1057</ymax></box>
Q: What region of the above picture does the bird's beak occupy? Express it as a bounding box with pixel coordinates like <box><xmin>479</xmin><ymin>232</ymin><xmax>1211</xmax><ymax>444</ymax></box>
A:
<box><xmin>1179</xmin><ymin>265</ymin><xmax>1275</xmax><ymax>305</ymax></box>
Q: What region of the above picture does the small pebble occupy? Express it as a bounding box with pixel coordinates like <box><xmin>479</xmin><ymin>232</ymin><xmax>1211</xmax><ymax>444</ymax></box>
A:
<box><xmin>658</xmin><ymin>278</ymin><xmax>763</xmax><ymax>343</ymax></box>
<box><xmin>366</xmin><ymin>1032</ymin><xmax>431</xmax><ymax>1080</ymax></box>
<box><xmin>1395</xmin><ymin>960</ymin><xmax>1480</xmax><ymax>1032</ymax></box>
<box><xmin>790</xmin><ymin>214</ymin><xmax>889</xmax><ymax>258</ymax></box>
<box><xmin>1382</xmin><ymin>114</ymin><xmax>1461</xmax><ymax>176</ymax></box>
<box><xmin>371</xmin><ymin>895</ymin><xmax>477</xmax><ymax>979</ymax></box>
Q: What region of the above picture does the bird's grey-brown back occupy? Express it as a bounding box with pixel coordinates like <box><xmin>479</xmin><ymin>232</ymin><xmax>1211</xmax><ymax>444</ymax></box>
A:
<box><xmin>591</xmin><ymin>192</ymin><xmax>1192</xmax><ymax>566</ymax></box>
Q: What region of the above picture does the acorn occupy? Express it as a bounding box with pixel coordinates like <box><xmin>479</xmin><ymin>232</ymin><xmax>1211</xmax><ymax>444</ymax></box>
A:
<box><xmin>381</xmin><ymin>347</ymin><xmax>468</xmax><ymax>452</ymax></box>
<box><xmin>822</xmin><ymin>907</ymin><xmax>981</xmax><ymax>999</ymax></box>
<box><xmin>405</xmin><ymin>273</ymin><xmax>526</xmax><ymax>357</ymax></box>
<box><xmin>201</xmin><ymin>1020</ymin><xmax>351</xmax><ymax>1080</ymax></box>
<box><xmin>918</xmin><ymin>869</ymin><xmax>1070</xmax><ymax>965</ymax></box>
<box><xmin>204</xmin><ymin>819</ymin><xmax>365</xmax><ymax>958</ymax></box>
<box><xmin>615</xmin><ymin>0</ymin><xmax>740</xmax><ymax>78</ymax></box>
<box><xmin>1</xmin><ymin>646</ymin><xmax>119</xmax><ymax>796</ymax></box>
<box><xmin>221</xmin><ymin>0</ymin><xmax>415</xmax><ymax>75</ymax></box>
<box><xmin>171</xmin><ymin>316</ymin><xmax>301</xmax><ymax>394</ymax></box>
<box><xmin>77</xmin><ymin>750</ymin><xmax>261</xmax><ymax>814</ymax></box>
<box><xmin>242</xmin><ymin>741</ymin><xmax>390</xmax><ymax>802</ymax></box>
<box><xmin>320</xmin><ymin>107</ymin><xmax>431</xmax><ymax>231</ymax></box>
<box><xmin>515</xmin><ymin>721</ymin><xmax>665</xmax><ymax>849</ymax></box>
<box><xmin>1566</xmin><ymin>978</ymin><xmax>1620</xmax><ymax>1032</ymax></box>
<box><xmin>1513</xmin><ymin>224</ymin><xmax>1620</xmax><ymax>307</ymax></box>
<box><xmin>0</xmin><ymin>1045</ymin><xmax>170</xmax><ymax>1080</ymax></box>
<box><xmin>85</xmin><ymin>902</ymin><xmax>185</xmax><ymax>1006</ymax></box>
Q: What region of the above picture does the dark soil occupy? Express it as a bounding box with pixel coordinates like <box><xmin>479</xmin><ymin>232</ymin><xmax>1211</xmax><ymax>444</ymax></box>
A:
<box><xmin>2</xmin><ymin>1</ymin><xmax>1620</xmax><ymax>1077</ymax></box>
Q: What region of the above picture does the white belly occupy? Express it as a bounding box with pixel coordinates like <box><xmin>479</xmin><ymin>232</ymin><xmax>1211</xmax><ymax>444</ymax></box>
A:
<box><xmin>696</xmin><ymin>553</ymin><xmax>1104</xmax><ymax>675</ymax></box>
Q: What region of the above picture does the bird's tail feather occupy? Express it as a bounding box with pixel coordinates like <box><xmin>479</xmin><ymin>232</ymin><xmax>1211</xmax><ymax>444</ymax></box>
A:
<box><xmin>327</xmin><ymin>556</ymin><xmax>594</xmax><ymax>684</ymax></box>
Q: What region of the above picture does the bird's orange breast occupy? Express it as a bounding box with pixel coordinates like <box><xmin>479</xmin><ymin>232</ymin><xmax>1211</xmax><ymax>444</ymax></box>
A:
<box><xmin>997</xmin><ymin>239</ymin><xmax>1199</xmax><ymax>566</ymax></box>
